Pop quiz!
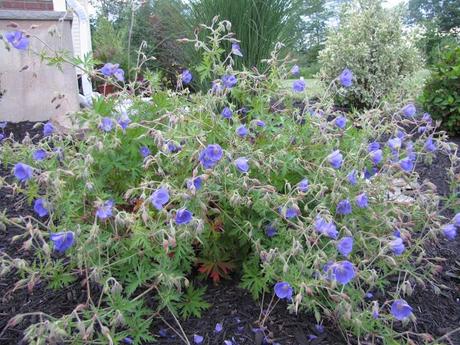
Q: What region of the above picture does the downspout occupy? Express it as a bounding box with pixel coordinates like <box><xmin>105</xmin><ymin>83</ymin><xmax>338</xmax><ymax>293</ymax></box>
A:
<box><xmin>65</xmin><ymin>0</ymin><xmax>93</xmax><ymax>99</ymax></box>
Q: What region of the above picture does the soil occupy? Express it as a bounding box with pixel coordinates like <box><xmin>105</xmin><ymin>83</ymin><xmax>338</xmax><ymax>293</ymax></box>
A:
<box><xmin>0</xmin><ymin>122</ymin><xmax>459</xmax><ymax>345</ymax></box>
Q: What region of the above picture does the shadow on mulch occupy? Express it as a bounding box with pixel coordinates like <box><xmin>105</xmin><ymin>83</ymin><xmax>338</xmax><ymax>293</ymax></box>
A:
<box><xmin>0</xmin><ymin>121</ymin><xmax>459</xmax><ymax>345</ymax></box>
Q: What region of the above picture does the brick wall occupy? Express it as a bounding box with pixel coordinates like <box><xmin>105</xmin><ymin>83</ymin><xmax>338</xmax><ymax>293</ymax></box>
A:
<box><xmin>0</xmin><ymin>0</ymin><xmax>54</xmax><ymax>11</ymax></box>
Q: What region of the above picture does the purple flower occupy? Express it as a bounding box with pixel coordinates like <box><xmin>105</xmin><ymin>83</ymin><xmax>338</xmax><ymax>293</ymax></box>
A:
<box><xmin>0</xmin><ymin>133</ymin><xmax>4</xmax><ymax>142</ymax></box>
<box><xmin>211</xmin><ymin>81</ymin><xmax>223</xmax><ymax>94</ymax></box>
<box><xmin>390</xmin><ymin>237</ymin><xmax>405</xmax><ymax>256</ymax></box>
<box><xmin>181</xmin><ymin>69</ymin><xmax>192</xmax><ymax>84</ymax></box>
<box><xmin>215</xmin><ymin>323</ymin><xmax>223</xmax><ymax>333</ymax></box>
<box><xmin>0</xmin><ymin>121</ymin><xmax>7</xmax><ymax>129</ymax></box>
<box><xmin>315</xmin><ymin>216</ymin><xmax>338</xmax><ymax>239</ymax></box>
<box><xmin>96</xmin><ymin>200</ymin><xmax>114</xmax><ymax>220</ymax></box>
<box><xmin>298</xmin><ymin>178</ymin><xmax>309</xmax><ymax>192</ymax></box>
<box><xmin>43</xmin><ymin>122</ymin><xmax>54</xmax><ymax>136</ymax></box>
<box><xmin>397</xmin><ymin>129</ymin><xmax>406</xmax><ymax>139</ymax></box>
<box><xmin>328</xmin><ymin>150</ymin><xmax>343</xmax><ymax>169</ymax></box>
<box><xmin>339</xmin><ymin>68</ymin><xmax>353</xmax><ymax>87</ymax></box>
<box><xmin>291</xmin><ymin>65</ymin><xmax>300</xmax><ymax>76</ymax></box>
<box><xmin>5</xmin><ymin>31</ymin><xmax>29</xmax><ymax>50</ymax></box>
<box><xmin>347</xmin><ymin>170</ymin><xmax>358</xmax><ymax>185</ymax></box>
<box><xmin>222</xmin><ymin>75</ymin><xmax>237</xmax><ymax>88</ymax></box>
<box><xmin>372</xmin><ymin>302</ymin><xmax>379</xmax><ymax>319</ymax></box>
<box><xmin>422</xmin><ymin>112</ymin><xmax>432</xmax><ymax>123</ymax></box>
<box><xmin>335</xmin><ymin>116</ymin><xmax>347</xmax><ymax>129</ymax></box>
<box><xmin>442</xmin><ymin>224</ymin><xmax>457</xmax><ymax>240</ymax></box>
<box><xmin>167</xmin><ymin>141</ymin><xmax>181</xmax><ymax>153</ymax></box>
<box><xmin>388</xmin><ymin>138</ymin><xmax>402</xmax><ymax>151</ymax></box>
<box><xmin>221</xmin><ymin>107</ymin><xmax>233</xmax><ymax>119</ymax></box>
<box><xmin>280</xmin><ymin>206</ymin><xmax>300</xmax><ymax>219</ymax></box>
<box><xmin>100</xmin><ymin>63</ymin><xmax>124</xmax><ymax>81</ymax></box>
<box><xmin>50</xmin><ymin>231</ymin><xmax>75</xmax><ymax>253</ymax></box>
<box><xmin>33</xmin><ymin>149</ymin><xmax>47</xmax><ymax>161</ymax></box>
<box><xmin>187</xmin><ymin>176</ymin><xmax>203</xmax><ymax>191</ymax></box>
<box><xmin>99</xmin><ymin>117</ymin><xmax>114</xmax><ymax>132</ymax></box>
<box><xmin>34</xmin><ymin>198</ymin><xmax>49</xmax><ymax>217</ymax></box>
<box><xmin>325</xmin><ymin>260</ymin><xmax>356</xmax><ymax>285</ymax></box>
<box><xmin>274</xmin><ymin>281</ymin><xmax>293</xmax><ymax>299</ymax></box>
<box><xmin>236</xmin><ymin>125</ymin><xmax>248</xmax><ymax>137</ymax></box>
<box><xmin>265</xmin><ymin>224</ymin><xmax>277</xmax><ymax>237</ymax></box>
<box><xmin>231</xmin><ymin>43</ymin><xmax>243</xmax><ymax>57</ymax></box>
<box><xmin>193</xmin><ymin>334</ymin><xmax>204</xmax><ymax>344</ymax></box>
<box><xmin>368</xmin><ymin>142</ymin><xmax>380</xmax><ymax>152</ymax></box>
<box><xmin>402</xmin><ymin>103</ymin><xmax>416</xmax><ymax>117</ymax></box>
<box><xmin>336</xmin><ymin>199</ymin><xmax>352</xmax><ymax>215</ymax></box>
<box><xmin>337</xmin><ymin>237</ymin><xmax>353</xmax><ymax>257</ymax></box>
<box><xmin>292</xmin><ymin>79</ymin><xmax>306</xmax><ymax>92</ymax></box>
<box><xmin>118</xmin><ymin>115</ymin><xmax>131</xmax><ymax>132</ymax></box>
<box><xmin>123</xmin><ymin>337</ymin><xmax>134</xmax><ymax>344</ymax></box>
<box><xmin>140</xmin><ymin>146</ymin><xmax>151</xmax><ymax>158</ymax></box>
<box><xmin>418</xmin><ymin>126</ymin><xmax>427</xmax><ymax>134</ymax></box>
<box><xmin>175</xmin><ymin>208</ymin><xmax>193</xmax><ymax>225</ymax></box>
<box><xmin>399</xmin><ymin>157</ymin><xmax>414</xmax><ymax>172</ymax></box>
<box><xmin>452</xmin><ymin>213</ymin><xmax>460</xmax><ymax>227</ymax></box>
<box><xmin>315</xmin><ymin>324</ymin><xmax>325</xmax><ymax>334</ymax></box>
<box><xmin>370</xmin><ymin>149</ymin><xmax>383</xmax><ymax>165</ymax></box>
<box><xmin>255</xmin><ymin>120</ymin><xmax>266</xmax><ymax>127</ymax></box>
<box><xmin>364</xmin><ymin>166</ymin><xmax>378</xmax><ymax>179</ymax></box>
<box><xmin>424</xmin><ymin>137</ymin><xmax>436</xmax><ymax>153</ymax></box>
<box><xmin>199</xmin><ymin>144</ymin><xmax>223</xmax><ymax>169</ymax></box>
<box><xmin>391</xmin><ymin>299</ymin><xmax>413</xmax><ymax>320</ymax></box>
<box><xmin>14</xmin><ymin>163</ymin><xmax>33</xmax><ymax>182</ymax></box>
<box><xmin>151</xmin><ymin>187</ymin><xmax>169</xmax><ymax>210</ymax></box>
<box><xmin>365</xmin><ymin>292</ymin><xmax>374</xmax><ymax>299</ymax></box>
<box><xmin>355</xmin><ymin>193</ymin><xmax>368</xmax><ymax>208</ymax></box>
<box><xmin>393</xmin><ymin>229</ymin><xmax>401</xmax><ymax>238</ymax></box>
<box><xmin>235</xmin><ymin>157</ymin><xmax>249</xmax><ymax>173</ymax></box>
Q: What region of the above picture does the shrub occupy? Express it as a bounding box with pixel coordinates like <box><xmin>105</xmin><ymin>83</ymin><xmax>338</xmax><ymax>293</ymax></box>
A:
<box><xmin>420</xmin><ymin>43</ymin><xmax>460</xmax><ymax>135</ymax></box>
<box><xmin>318</xmin><ymin>0</ymin><xmax>422</xmax><ymax>109</ymax></box>
<box><xmin>0</xmin><ymin>20</ymin><xmax>458</xmax><ymax>345</ymax></box>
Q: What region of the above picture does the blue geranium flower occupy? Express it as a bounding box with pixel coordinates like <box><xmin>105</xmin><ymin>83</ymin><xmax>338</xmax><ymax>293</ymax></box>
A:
<box><xmin>347</xmin><ymin>170</ymin><xmax>358</xmax><ymax>185</ymax></box>
<box><xmin>140</xmin><ymin>146</ymin><xmax>151</xmax><ymax>158</ymax></box>
<box><xmin>274</xmin><ymin>281</ymin><xmax>293</xmax><ymax>299</ymax></box>
<box><xmin>315</xmin><ymin>216</ymin><xmax>338</xmax><ymax>239</ymax></box>
<box><xmin>187</xmin><ymin>176</ymin><xmax>203</xmax><ymax>191</ymax></box>
<box><xmin>236</xmin><ymin>125</ymin><xmax>248</xmax><ymax>137</ymax></box>
<box><xmin>292</xmin><ymin>79</ymin><xmax>306</xmax><ymax>92</ymax></box>
<box><xmin>231</xmin><ymin>43</ymin><xmax>243</xmax><ymax>57</ymax></box>
<box><xmin>391</xmin><ymin>299</ymin><xmax>412</xmax><ymax>320</ymax></box>
<box><xmin>388</xmin><ymin>137</ymin><xmax>402</xmax><ymax>151</ymax></box>
<box><xmin>442</xmin><ymin>224</ymin><xmax>457</xmax><ymax>240</ymax></box>
<box><xmin>335</xmin><ymin>116</ymin><xmax>347</xmax><ymax>129</ymax></box>
<box><xmin>399</xmin><ymin>157</ymin><xmax>414</xmax><ymax>172</ymax></box>
<box><xmin>50</xmin><ymin>231</ymin><xmax>75</xmax><ymax>253</ymax></box>
<box><xmin>402</xmin><ymin>103</ymin><xmax>416</xmax><ymax>117</ymax></box>
<box><xmin>181</xmin><ymin>69</ymin><xmax>192</xmax><ymax>84</ymax></box>
<box><xmin>328</xmin><ymin>150</ymin><xmax>343</xmax><ymax>169</ymax></box>
<box><xmin>118</xmin><ymin>115</ymin><xmax>131</xmax><ymax>132</ymax></box>
<box><xmin>34</xmin><ymin>198</ymin><xmax>49</xmax><ymax>217</ymax></box>
<box><xmin>99</xmin><ymin>117</ymin><xmax>114</xmax><ymax>132</ymax></box>
<box><xmin>337</xmin><ymin>237</ymin><xmax>353</xmax><ymax>257</ymax></box>
<box><xmin>298</xmin><ymin>178</ymin><xmax>309</xmax><ymax>192</ymax></box>
<box><xmin>43</xmin><ymin>122</ymin><xmax>54</xmax><ymax>136</ymax></box>
<box><xmin>14</xmin><ymin>163</ymin><xmax>33</xmax><ymax>182</ymax></box>
<box><xmin>324</xmin><ymin>260</ymin><xmax>356</xmax><ymax>285</ymax></box>
<box><xmin>5</xmin><ymin>31</ymin><xmax>29</xmax><ymax>50</ymax></box>
<box><xmin>222</xmin><ymin>75</ymin><xmax>237</xmax><ymax>88</ymax></box>
<box><xmin>33</xmin><ymin>149</ymin><xmax>47</xmax><ymax>161</ymax></box>
<box><xmin>291</xmin><ymin>65</ymin><xmax>300</xmax><ymax>76</ymax></box>
<box><xmin>234</xmin><ymin>157</ymin><xmax>249</xmax><ymax>173</ymax></box>
<box><xmin>96</xmin><ymin>200</ymin><xmax>114</xmax><ymax>220</ymax></box>
<box><xmin>368</xmin><ymin>142</ymin><xmax>380</xmax><ymax>152</ymax></box>
<box><xmin>339</xmin><ymin>68</ymin><xmax>353</xmax><ymax>87</ymax></box>
<box><xmin>221</xmin><ymin>107</ymin><xmax>233</xmax><ymax>119</ymax></box>
<box><xmin>355</xmin><ymin>193</ymin><xmax>368</xmax><ymax>208</ymax></box>
<box><xmin>424</xmin><ymin>137</ymin><xmax>436</xmax><ymax>152</ymax></box>
<box><xmin>193</xmin><ymin>334</ymin><xmax>203</xmax><ymax>344</ymax></box>
<box><xmin>199</xmin><ymin>144</ymin><xmax>223</xmax><ymax>169</ymax></box>
<box><xmin>175</xmin><ymin>209</ymin><xmax>193</xmax><ymax>225</ymax></box>
<box><xmin>265</xmin><ymin>224</ymin><xmax>277</xmax><ymax>237</ymax></box>
<box><xmin>370</xmin><ymin>149</ymin><xmax>383</xmax><ymax>165</ymax></box>
<box><xmin>151</xmin><ymin>187</ymin><xmax>169</xmax><ymax>210</ymax></box>
<box><xmin>215</xmin><ymin>323</ymin><xmax>223</xmax><ymax>333</ymax></box>
<box><xmin>390</xmin><ymin>237</ymin><xmax>405</xmax><ymax>256</ymax></box>
<box><xmin>100</xmin><ymin>63</ymin><xmax>124</xmax><ymax>82</ymax></box>
<box><xmin>336</xmin><ymin>199</ymin><xmax>352</xmax><ymax>215</ymax></box>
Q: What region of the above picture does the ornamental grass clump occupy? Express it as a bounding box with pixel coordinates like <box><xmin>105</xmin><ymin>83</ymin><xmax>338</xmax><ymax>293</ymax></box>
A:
<box><xmin>0</xmin><ymin>18</ymin><xmax>458</xmax><ymax>345</ymax></box>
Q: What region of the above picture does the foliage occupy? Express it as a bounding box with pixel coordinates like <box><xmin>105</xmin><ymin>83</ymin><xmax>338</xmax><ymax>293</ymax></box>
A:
<box><xmin>91</xmin><ymin>16</ymin><xmax>128</xmax><ymax>68</ymax></box>
<box><xmin>407</xmin><ymin>0</ymin><xmax>460</xmax><ymax>33</ymax></box>
<box><xmin>318</xmin><ymin>0</ymin><xmax>423</xmax><ymax>109</ymax></box>
<box><xmin>1</xmin><ymin>18</ymin><xmax>458</xmax><ymax>345</ymax></box>
<box><xmin>420</xmin><ymin>44</ymin><xmax>460</xmax><ymax>135</ymax></box>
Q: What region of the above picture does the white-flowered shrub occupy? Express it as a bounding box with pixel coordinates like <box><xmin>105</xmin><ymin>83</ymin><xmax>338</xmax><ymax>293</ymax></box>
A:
<box><xmin>318</xmin><ymin>0</ymin><xmax>423</xmax><ymax>109</ymax></box>
<box><xmin>0</xmin><ymin>19</ymin><xmax>458</xmax><ymax>345</ymax></box>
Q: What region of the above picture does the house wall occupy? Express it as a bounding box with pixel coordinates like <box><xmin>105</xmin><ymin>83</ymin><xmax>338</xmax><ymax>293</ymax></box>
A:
<box><xmin>0</xmin><ymin>0</ymin><xmax>54</xmax><ymax>11</ymax></box>
<box><xmin>0</xmin><ymin>10</ymin><xmax>79</xmax><ymax>123</ymax></box>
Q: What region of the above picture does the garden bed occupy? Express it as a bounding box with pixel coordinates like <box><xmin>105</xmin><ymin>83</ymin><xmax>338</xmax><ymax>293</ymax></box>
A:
<box><xmin>0</xmin><ymin>121</ymin><xmax>459</xmax><ymax>345</ymax></box>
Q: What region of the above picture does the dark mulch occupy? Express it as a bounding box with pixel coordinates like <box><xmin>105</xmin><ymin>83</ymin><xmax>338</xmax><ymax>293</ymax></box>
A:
<box><xmin>0</xmin><ymin>121</ymin><xmax>459</xmax><ymax>345</ymax></box>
